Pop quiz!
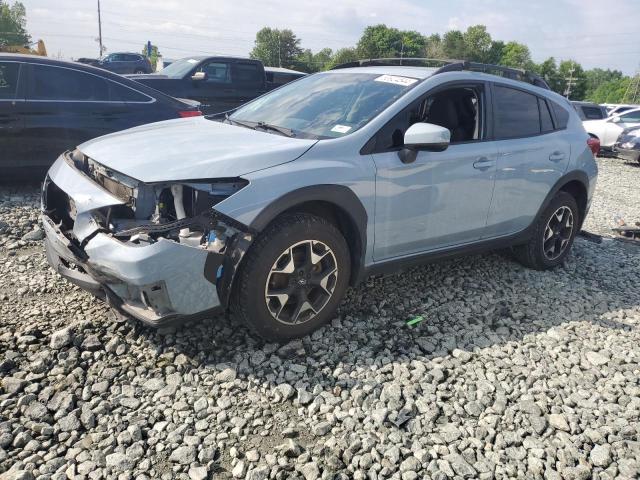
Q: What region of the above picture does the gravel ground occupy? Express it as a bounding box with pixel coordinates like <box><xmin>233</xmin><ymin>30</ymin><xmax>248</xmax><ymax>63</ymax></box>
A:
<box><xmin>1</xmin><ymin>157</ymin><xmax>639</xmax><ymax>480</ymax></box>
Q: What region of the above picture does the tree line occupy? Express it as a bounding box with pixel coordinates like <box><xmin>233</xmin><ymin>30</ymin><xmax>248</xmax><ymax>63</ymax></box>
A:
<box><xmin>250</xmin><ymin>24</ymin><xmax>637</xmax><ymax>104</ymax></box>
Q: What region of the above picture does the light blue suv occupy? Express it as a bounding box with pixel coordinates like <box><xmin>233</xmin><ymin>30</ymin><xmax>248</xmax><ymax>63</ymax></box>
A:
<box><xmin>42</xmin><ymin>60</ymin><xmax>598</xmax><ymax>341</ymax></box>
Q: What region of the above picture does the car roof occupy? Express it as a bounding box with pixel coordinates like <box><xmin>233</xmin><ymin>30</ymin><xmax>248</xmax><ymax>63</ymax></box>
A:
<box><xmin>264</xmin><ymin>66</ymin><xmax>305</xmax><ymax>75</ymax></box>
<box><xmin>326</xmin><ymin>65</ymin><xmax>438</xmax><ymax>79</ymax></box>
<box><xmin>0</xmin><ymin>53</ymin><xmax>191</xmax><ymax>107</ymax></box>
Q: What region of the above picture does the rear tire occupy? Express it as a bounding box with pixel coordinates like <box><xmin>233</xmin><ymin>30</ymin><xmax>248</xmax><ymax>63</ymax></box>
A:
<box><xmin>231</xmin><ymin>213</ymin><xmax>350</xmax><ymax>342</ymax></box>
<box><xmin>513</xmin><ymin>191</ymin><xmax>579</xmax><ymax>270</ymax></box>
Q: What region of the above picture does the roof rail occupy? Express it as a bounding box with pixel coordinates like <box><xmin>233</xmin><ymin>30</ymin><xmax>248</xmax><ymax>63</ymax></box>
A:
<box><xmin>331</xmin><ymin>57</ymin><xmax>550</xmax><ymax>90</ymax></box>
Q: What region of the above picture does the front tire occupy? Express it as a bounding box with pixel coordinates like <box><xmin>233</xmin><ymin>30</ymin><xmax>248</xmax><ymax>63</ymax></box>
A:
<box><xmin>513</xmin><ymin>191</ymin><xmax>579</xmax><ymax>270</ymax></box>
<box><xmin>231</xmin><ymin>213</ymin><xmax>350</xmax><ymax>341</ymax></box>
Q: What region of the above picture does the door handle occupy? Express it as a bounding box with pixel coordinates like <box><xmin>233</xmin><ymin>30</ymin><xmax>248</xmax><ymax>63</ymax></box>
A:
<box><xmin>473</xmin><ymin>157</ymin><xmax>494</xmax><ymax>171</ymax></box>
<box><xmin>549</xmin><ymin>151</ymin><xmax>565</xmax><ymax>162</ymax></box>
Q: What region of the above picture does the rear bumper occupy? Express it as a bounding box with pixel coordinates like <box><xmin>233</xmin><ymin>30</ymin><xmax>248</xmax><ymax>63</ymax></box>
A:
<box><xmin>41</xmin><ymin>156</ymin><xmax>226</xmax><ymax>327</ymax></box>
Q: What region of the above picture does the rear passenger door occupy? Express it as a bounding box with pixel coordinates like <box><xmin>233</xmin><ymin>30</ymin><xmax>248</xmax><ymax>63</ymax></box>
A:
<box><xmin>232</xmin><ymin>61</ymin><xmax>265</xmax><ymax>106</ymax></box>
<box><xmin>484</xmin><ymin>84</ymin><xmax>571</xmax><ymax>238</ymax></box>
<box><xmin>0</xmin><ymin>61</ymin><xmax>26</xmax><ymax>170</ymax></box>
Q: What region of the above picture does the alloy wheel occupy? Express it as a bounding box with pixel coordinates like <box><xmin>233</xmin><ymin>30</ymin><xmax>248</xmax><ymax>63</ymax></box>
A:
<box><xmin>264</xmin><ymin>240</ymin><xmax>338</xmax><ymax>325</ymax></box>
<box><xmin>543</xmin><ymin>206</ymin><xmax>574</xmax><ymax>260</ymax></box>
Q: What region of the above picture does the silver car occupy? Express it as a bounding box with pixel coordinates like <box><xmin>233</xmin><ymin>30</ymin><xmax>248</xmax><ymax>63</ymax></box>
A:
<box><xmin>42</xmin><ymin>61</ymin><xmax>598</xmax><ymax>341</ymax></box>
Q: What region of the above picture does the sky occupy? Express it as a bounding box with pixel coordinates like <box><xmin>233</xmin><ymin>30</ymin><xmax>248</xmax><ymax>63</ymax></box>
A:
<box><xmin>19</xmin><ymin>0</ymin><xmax>640</xmax><ymax>75</ymax></box>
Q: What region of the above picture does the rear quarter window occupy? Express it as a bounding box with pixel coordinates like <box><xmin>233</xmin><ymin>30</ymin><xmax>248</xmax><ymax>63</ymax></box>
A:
<box><xmin>550</xmin><ymin>101</ymin><xmax>570</xmax><ymax>129</ymax></box>
<box><xmin>0</xmin><ymin>62</ymin><xmax>20</xmax><ymax>99</ymax></box>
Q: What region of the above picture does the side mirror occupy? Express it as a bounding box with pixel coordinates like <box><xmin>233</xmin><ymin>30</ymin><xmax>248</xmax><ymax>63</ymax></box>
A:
<box><xmin>398</xmin><ymin>123</ymin><xmax>451</xmax><ymax>164</ymax></box>
<box><xmin>610</xmin><ymin>116</ymin><xmax>621</xmax><ymax>123</ymax></box>
<box><xmin>191</xmin><ymin>71</ymin><xmax>208</xmax><ymax>81</ymax></box>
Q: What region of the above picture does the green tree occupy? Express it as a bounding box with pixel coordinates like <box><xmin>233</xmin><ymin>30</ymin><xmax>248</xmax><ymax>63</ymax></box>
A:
<box><xmin>356</xmin><ymin>24</ymin><xmax>426</xmax><ymax>59</ymax></box>
<box><xmin>534</xmin><ymin>57</ymin><xmax>564</xmax><ymax>93</ymax></box>
<box><xmin>587</xmin><ymin>77</ymin><xmax>632</xmax><ymax>103</ymax></box>
<box><xmin>356</xmin><ymin>24</ymin><xmax>401</xmax><ymax>58</ymax></box>
<box><xmin>584</xmin><ymin>68</ymin><xmax>623</xmax><ymax>99</ymax></box>
<box><xmin>327</xmin><ymin>47</ymin><xmax>359</xmax><ymax>69</ymax></box>
<box><xmin>425</xmin><ymin>34</ymin><xmax>445</xmax><ymax>59</ymax></box>
<box><xmin>463</xmin><ymin>25</ymin><xmax>492</xmax><ymax>62</ymax></box>
<box><xmin>0</xmin><ymin>1</ymin><xmax>30</xmax><ymax>48</ymax></box>
<box><xmin>558</xmin><ymin>60</ymin><xmax>587</xmax><ymax>100</ymax></box>
<box><xmin>141</xmin><ymin>43</ymin><xmax>161</xmax><ymax>70</ymax></box>
<box><xmin>250</xmin><ymin>27</ymin><xmax>302</xmax><ymax>69</ymax></box>
<box><xmin>500</xmin><ymin>41</ymin><xmax>531</xmax><ymax>69</ymax></box>
<box><xmin>295</xmin><ymin>47</ymin><xmax>333</xmax><ymax>73</ymax></box>
<box><xmin>485</xmin><ymin>40</ymin><xmax>504</xmax><ymax>64</ymax></box>
<box><xmin>442</xmin><ymin>30</ymin><xmax>465</xmax><ymax>59</ymax></box>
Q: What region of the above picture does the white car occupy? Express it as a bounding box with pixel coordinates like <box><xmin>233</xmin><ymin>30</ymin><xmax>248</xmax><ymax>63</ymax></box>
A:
<box><xmin>583</xmin><ymin>107</ymin><xmax>640</xmax><ymax>148</ymax></box>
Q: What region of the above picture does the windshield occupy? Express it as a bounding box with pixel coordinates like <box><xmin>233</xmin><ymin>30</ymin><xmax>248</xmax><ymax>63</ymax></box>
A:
<box><xmin>158</xmin><ymin>58</ymin><xmax>200</xmax><ymax>79</ymax></box>
<box><xmin>229</xmin><ymin>72</ymin><xmax>419</xmax><ymax>139</ymax></box>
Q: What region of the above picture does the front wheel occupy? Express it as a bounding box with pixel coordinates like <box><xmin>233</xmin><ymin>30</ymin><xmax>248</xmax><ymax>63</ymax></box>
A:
<box><xmin>231</xmin><ymin>213</ymin><xmax>350</xmax><ymax>341</ymax></box>
<box><xmin>513</xmin><ymin>191</ymin><xmax>579</xmax><ymax>270</ymax></box>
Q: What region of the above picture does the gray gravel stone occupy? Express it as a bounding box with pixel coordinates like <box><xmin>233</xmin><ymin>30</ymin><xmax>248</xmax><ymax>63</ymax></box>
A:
<box><xmin>1</xmin><ymin>160</ymin><xmax>639</xmax><ymax>479</ymax></box>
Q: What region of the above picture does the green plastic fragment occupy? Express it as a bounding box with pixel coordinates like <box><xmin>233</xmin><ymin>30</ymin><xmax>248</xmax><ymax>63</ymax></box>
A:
<box><xmin>406</xmin><ymin>315</ymin><xmax>424</xmax><ymax>326</ymax></box>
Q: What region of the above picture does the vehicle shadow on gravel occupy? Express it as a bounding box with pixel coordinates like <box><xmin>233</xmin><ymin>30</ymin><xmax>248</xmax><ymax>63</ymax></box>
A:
<box><xmin>134</xmin><ymin>237</ymin><xmax>638</xmax><ymax>392</ymax></box>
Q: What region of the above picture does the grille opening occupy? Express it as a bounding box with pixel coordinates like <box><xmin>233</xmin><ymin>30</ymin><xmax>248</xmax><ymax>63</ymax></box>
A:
<box><xmin>44</xmin><ymin>181</ymin><xmax>75</xmax><ymax>231</ymax></box>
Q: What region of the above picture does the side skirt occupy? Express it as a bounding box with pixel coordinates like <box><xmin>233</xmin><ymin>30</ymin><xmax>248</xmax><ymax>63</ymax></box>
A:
<box><xmin>362</xmin><ymin>226</ymin><xmax>533</xmax><ymax>280</ymax></box>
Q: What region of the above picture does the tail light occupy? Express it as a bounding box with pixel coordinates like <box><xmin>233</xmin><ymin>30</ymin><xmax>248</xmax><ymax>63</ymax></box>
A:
<box><xmin>179</xmin><ymin>110</ymin><xmax>203</xmax><ymax>118</ymax></box>
<box><xmin>587</xmin><ymin>137</ymin><xmax>600</xmax><ymax>157</ymax></box>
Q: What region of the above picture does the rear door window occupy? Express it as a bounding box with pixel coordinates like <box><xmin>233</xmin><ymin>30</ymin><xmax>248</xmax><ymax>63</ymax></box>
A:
<box><xmin>233</xmin><ymin>62</ymin><xmax>262</xmax><ymax>86</ymax></box>
<box><xmin>29</xmin><ymin>64</ymin><xmax>110</xmax><ymax>101</ymax></box>
<box><xmin>0</xmin><ymin>62</ymin><xmax>21</xmax><ymax>99</ymax></box>
<box><xmin>493</xmin><ymin>85</ymin><xmax>540</xmax><ymax>139</ymax></box>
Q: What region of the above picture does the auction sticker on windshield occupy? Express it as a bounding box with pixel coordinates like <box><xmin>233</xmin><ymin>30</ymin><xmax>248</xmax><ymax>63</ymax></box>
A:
<box><xmin>374</xmin><ymin>75</ymin><xmax>418</xmax><ymax>86</ymax></box>
<box><xmin>331</xmin><ymin>125</ymin><xmax>352</xmax><ymax>134</ymax></box>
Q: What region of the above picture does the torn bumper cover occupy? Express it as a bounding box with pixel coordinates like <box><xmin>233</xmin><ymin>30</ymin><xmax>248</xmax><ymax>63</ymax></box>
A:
<box><xmin>41</xmin><ymin>154</ymin><xmax>253</xmax><ymax>327</ymax></box>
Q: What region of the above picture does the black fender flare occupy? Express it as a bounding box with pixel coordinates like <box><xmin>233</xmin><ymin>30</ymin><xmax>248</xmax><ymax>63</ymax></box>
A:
<box><xmin>249</xmin><ymin>184</ymin><xmax>368</xmax><ymax>284</ymax></box>
<box><xmin>535</xmin><ymin>170</ymin><xmax>590</xmax><ymax>227</ymax></box>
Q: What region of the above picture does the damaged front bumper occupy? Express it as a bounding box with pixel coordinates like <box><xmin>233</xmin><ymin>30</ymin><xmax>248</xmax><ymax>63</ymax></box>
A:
<box><xmin>41</xmin><ymin>154</ymin><xmax>253</xmax><ymax>327</ymax></box>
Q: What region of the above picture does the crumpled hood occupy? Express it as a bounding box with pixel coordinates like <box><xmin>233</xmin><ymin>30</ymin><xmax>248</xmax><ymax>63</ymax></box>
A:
<box><xmin>79</xmin><ymin>117</ymin><xmax>317</xmax><ymax>182</ymax></box>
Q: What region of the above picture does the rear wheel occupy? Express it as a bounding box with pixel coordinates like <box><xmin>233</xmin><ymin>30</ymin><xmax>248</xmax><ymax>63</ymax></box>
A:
<box><xmin>134</xmin><ymin>69</ymin><xmax>145</xmax><ymax>74</ymax></box>
<box><xmin>231</xmin><ymin>213</ymin><xmax>350</xmax><ymax>341</ymax></box>
<box><xmin>513</xmin><ymin>191</ymin><xmax>579</xmax><ymax>270</ymax></box>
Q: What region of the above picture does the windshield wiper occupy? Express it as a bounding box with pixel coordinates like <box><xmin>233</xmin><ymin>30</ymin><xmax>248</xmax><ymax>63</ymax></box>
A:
<box><xmin>253</xmin><ymin>122</ymin><xmax>296</xmax><ymax>137</ymax></box>
<box><xmin>225</xmin><ymin>115</ymin><xmax>296</xmax><ymax>137</ymax></box>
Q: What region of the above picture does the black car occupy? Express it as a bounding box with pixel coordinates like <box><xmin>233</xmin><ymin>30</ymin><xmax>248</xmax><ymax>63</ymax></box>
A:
<box><xmin>0</xmin><ymin>54</ymin><xmax>201</xmax><ymax>180</ymax></box>
<box><xmin>127</xmin><ymin>56</ymin><xmax>268</xmax><ymax>114</ymax></box>
<box><xmin>94</xmin><ymin>52</ymin><xmax>153</xmax><ymax>74</ymax></box>
<box><xmin>614</xmin><ymin>126</ymin><xmax>640</xmax><ymax>164</ymax></box>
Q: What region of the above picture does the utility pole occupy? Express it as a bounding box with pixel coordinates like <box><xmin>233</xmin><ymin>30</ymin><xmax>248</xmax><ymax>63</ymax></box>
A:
<box><xmin>277</xmin><ymin>32</ymin><xmax>282</xmax><ymax>68</ymax></box>
<box><xmin>622</xmin><ymin>63</ymin><xmax>640</xmax><ymax>104</ymax></box>
<box><xmin>564</xmin><ymin>63</ymin><xmax>576</xmax><ymax>99</ymax></box>
<box><xmin>97</xmin><ymin>0</ymin><xmax>103</xmax><ymax>57</ymax></box>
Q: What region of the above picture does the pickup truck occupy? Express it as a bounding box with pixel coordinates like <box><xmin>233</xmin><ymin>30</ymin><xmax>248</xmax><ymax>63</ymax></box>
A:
<box><xmin>127</xmin><ymin>56</ymin><xmax>268</xmax><ymax>115</ymax></box>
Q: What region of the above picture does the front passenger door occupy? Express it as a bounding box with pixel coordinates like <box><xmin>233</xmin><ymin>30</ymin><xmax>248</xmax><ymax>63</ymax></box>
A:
<box><xmin>189</xmin><ymin>60</ymin><xmax>234</xmax><ymax>114</ymax></box>
<box><xmin>370</xmin><ymin>82</ymin><xmax>498</xmax><ymax>261</ymax></box>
